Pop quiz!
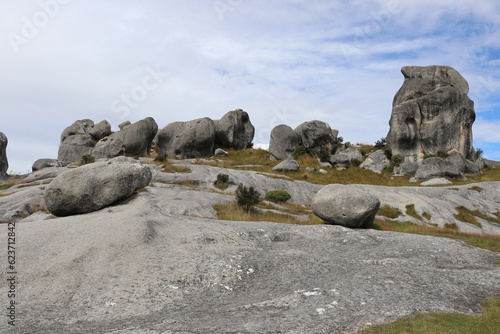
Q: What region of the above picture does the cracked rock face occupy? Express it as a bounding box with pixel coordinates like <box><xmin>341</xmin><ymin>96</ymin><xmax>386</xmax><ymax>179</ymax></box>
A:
<box><xmin>0</xmin><ymin>132</ymin><xmax>8</xmax><ymax>178</ymax></box>
<box><xmin>387</xmin><ymin>65</ymin><xmax>476</xmax><ymax>162</ymax></box>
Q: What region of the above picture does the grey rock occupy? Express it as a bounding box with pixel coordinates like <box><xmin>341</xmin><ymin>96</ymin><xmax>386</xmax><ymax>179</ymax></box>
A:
<box><xmin>44</xmin><ymin>157</ymin><xmax>151</xmax><ymax>216</ymax></box>
<box><xmin>318</xmin><ymin>168</ymin><xmax>328</xmax><ymax>174</ymax></box>
<box><xmin>318</xmin><ymin>160</ymin><xmax>332</xmax><ymax>168</ymax></box>
<box><xmin>93</xmin><ymin>117</ymin><xmax>158</xmax><ymax>159</ymax></box>
<box><xmin>305</xmin><ymin>167</ymin><xmax>315</xmax><ymax>172</ymax></box>
<box><xmin>118</xmin><ymin>120</ymin><xmax>131</xmax><ymax>130</ymax></box>
<box><xmin>215</xmin><ymin>109</ymin><xmax>255</xmax><ymax>149</ymax></box>
<box><xmin>360</xmin><ymin>150</ymin><xmax>390</xmax><ymax>174</ymax></box>
<box><xmin>0</xmin><ymin>185</ymin><xmax>47</xmax><ymax>222</ymax></box>
<box><xmin>57</xmin><ymin>119</ymin><xmax>95</xmax><ymax>163</ymax></box>
<box><xmin>393</xmin><ymin>160</ymin><xmax>419</xmax><ymax>175</ymax></box>
<box><xmin>157</xmin><ymin>117</ymin><xmax>216</xmax><ymax>158</ymax></box>
<box><xmin>447</xmin><ymin>150</ymin><xmax>481</xmax><ymax>175</ymax></box>
<box><xmin>329</xmin><ymin>153</ymin><xmax>350</xmax><ymax>170</ymax></box>
<box><xmin>387</xmin><ymin>66</ymin><xmax>476</xmax><ymax>162</ymax></box>
<box><xmin>415</xmin><ymin>157</ymin><xmax>465</xmax><ymax>181</ymax></box>
<box><xmin>269</xmin><ymin>124</ymin><xmax>300</xmax><ymax>160</ymax></box>
<box><xmin>421</xmin><ymin>178</ymin><xmax>453</xmax><ymax>186</ymax></box>
<box><xmin>214</xmin><ymin>148</ymin><xmax>229</xmax><ymax>156</ymax></box>
<box><xmin>272</xmin><ymin>159</ymin><xmax>300</xmax><ymax>172</ymax></box>
<box><xmin>32</xmin><ymin>159</ymin><xmax>63</xmax><ymax>172</ymax></box>
<box><xmin>312</xmin><ymin>184</ymin><xmax>380</xmax><ymax>228</ymax></box>
<box><xmin>88</xmin><ymin>120</ymin><xmax>112</xmax><ymax>140</ymax></box>
<box><xmin>0</xmin><ymin>132</ymin><xmax>8</xmax><ymax>178</ymax></box>
<box><xmin>476</xmin><ymin>157</ymin><xmax>494</xmax><ymax>169</ymax></box>
<box><xmin>294</xmin><ymin>120</ymin><xmax>337</xmax><ymax>156</ymax></box>
<box><xmin>339</xmin><ymin>147</ymin><xmax>363</xmax><ymax>161</ymax></box>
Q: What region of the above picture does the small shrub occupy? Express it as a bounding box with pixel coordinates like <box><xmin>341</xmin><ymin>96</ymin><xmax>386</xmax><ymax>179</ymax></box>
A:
<box><xmin>359</xmin><ymin>148</ymin><xmax>366</xmax><ymax>156</ymax></box>
<box><xmin>422</xmin><ymin>212</ymin><xmax>432</xmax><ymax>220</ymax></box>
<box><xmin>374</xmin><ymin>137</ymin><xmax>387</xmax><ymax>149</ymax></box>
<box><xmin>81</xmin><ymin>154</ymin><xmax>95</xmax><ymax>164</ymax></box>
<box><xmin>214</xmin><ymin>173</ymin><xmax>230</xmax><ymax>190</ymax></box>
<box><xmin>293</xmin><ymin>146</ymin><xmax>307</xmax><ymax>159</ymax></box>
<box><xmin>265</xmin><ymin>190</ymin><xmax>291</xmax><ymax>203</ymax></box>
<box><xmin>391</xmin><ymin>154</ymin><xmax>404</xmax><ymax>167</ymax></box>
<box><xmin>351</xmin><ymin>158</ymin><xmax>362</xmax><ymax>167</ymax></box>
<box><xmin>235</xmin><ymin>184</ymin><xmax>261</xmax><ymax>212</ymax></box>
<box><xmin>444</xmin><ymin>223</ymin><xmax>459</xmax><ymax>230</ymax></box>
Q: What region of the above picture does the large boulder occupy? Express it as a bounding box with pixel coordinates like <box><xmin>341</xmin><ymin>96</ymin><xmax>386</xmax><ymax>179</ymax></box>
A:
<box><xmin>89</xmin><ymin>120</ymin><xmax>112</xmax><ymax>140</ymax></box>
<box><xmin>360</xmin><ymin>150</ymin><xmax>390</xmax><ymax>174</ymax></box>
<box><xmin>157</xmin><ymin>117</ymin><xmax>216</xmax><ymax>158</ymax></box>
<box><xmin>294</xmin><ymin>121</ymin><xmax>337</xmax><ymax>156</ymax></box>
<box><xmin>272</xmin><ymin>159</ymin><xmax>300</xmax><ymax>172</ymax></box>
<box><xmin>387</xmin><ymin>66</ymin><xmax>476</xmax><ymax>162</ymax></box>
<box><xmin>57</xmin><ymin>119</ymin><xmax>95</xmax><ymax>163</ymax></box>
<box><xmin>93</xmin><ymin>117</ymin><xmax>158</xmax><ymax>159</ymax></box>
<box><xmin>329</xmin><ymin>154</ymin><xmax>350</xmax><ymax>170</ymax></box>
<box><xmin>44</xmin><ymin>157</ymin><xmax>151</xmax><ymax>216</ymax></box>
<box><xmin>414</xmin><ymin>157</ymin><xmax>465</xmax><ymax>181</ymax></box>
<box><xmin>215</xmin><ymin>109</ymin><xmax>255</xmax><ymax>150</ymax></box>
<box><xmin>269</xmin><ymin>124</ymin><xmax>300</xmax><ymax>160</ymax></box>
<box><xmin>32</xmin><ymin>159</ymin><xmax>65</xmax><ymax>172</ymax></box>
<box><xmin>0</xmin><ymin>132</ymin><xmax>8</xmax><ymax>178</ymax></box>
<box><xmin>312</xmin><ymin>184</ymin><xmax>380</xmax><ymax>228</ymax></box>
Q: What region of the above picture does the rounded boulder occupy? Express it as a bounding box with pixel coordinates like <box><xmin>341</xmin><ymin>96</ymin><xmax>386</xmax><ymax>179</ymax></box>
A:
<box><xmin>312</xmin><ymin>184</ymin><xmax>380</xmax><ymax>228</ymax></box>
<box><xmin>45</xmin><ymin>157</ymin><xmax>151</xmax><ymax>216</ymax></box>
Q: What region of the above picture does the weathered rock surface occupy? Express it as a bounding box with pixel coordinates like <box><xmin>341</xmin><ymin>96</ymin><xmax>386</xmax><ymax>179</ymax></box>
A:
<box><xmin>0</xmin><ymin>132</ymin><xmax>8</xmax><ymax>178</ymax></box>
<box><xmin>32</xmin><ymin>158</ymin><xmax>64</xmax><ymax>172</ymax></box>
<box><xmin>387</xmin><ymin>65</ymin><xmax>476</xmax><ymax>162</ymax></box>
<box><xmin>360</xmin><ymin>149</ymin><xmax>390</xmax><ymax>173</ymax></box>
<box><xmin>214</xmin><ymin>148</ymin><xmax>229</xmax><ymax>156</ymax></box>
<box><xmin>294</xmin><ymin>120</ymin><xmax>337</xmax><ymax>156</ymax></box>
<box><xmin>415</xmin><ymin>157</ymin><xmax>465</xmax><ymax>181</ymax></box>
<box><xmin>312</xmin><ymin>184</ymin><xmax>380</xmax><ymax>228</ymax></box>
<box><xmin>338</xmin><ymin>147</ymin><xmax>363</xmax><ymax>162</ymax></box>
<box><xmin>88</xmin><ymin>120</ymin><xmax>112</xmax><ymax>140</ymax></box>
<box><xmin>272</xmin><ymin>159</ymin><xmax>300</xmax><ymax>172</ymax></box>
<box><xmin>269</xmin><ymin>124</ymin><xmax>300</xmax><ymax>160</ymax></box>
<box><xmin>57</xmin><ymin>119</ymin><xmax>95</xmax><ymax>163</ymax></box>
<box><xmin>157</xmin><ymin>117</ymin><xmax>216</xmax><ymax>158</ymax></box>
<box><xmin>215</xmin><ymin>109</ymin><xmax>255</xmax><ymax>150</ymax></box>
<box><xmin>329</xmin><ymin>153</ymin><xmax>350</xmax><ymax>170</ymax></box>
<box><xmin>44</xmin><ymin>157</ymin><xmax>151</xmax><ymax>216</ymax></box>
<box><xmin>420</xmin><ymin>178</ymin><xmax>453</xmax><ymax>186</ymax></box>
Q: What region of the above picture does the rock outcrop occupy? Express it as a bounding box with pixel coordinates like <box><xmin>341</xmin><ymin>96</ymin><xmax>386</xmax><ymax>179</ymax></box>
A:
<box><xmin>215</xmin><ymin>109</ymin><xmax>255</xmax><ymax>150</ymax></box>
<box><xmin>157</xmin><ymin>117</ymin><xmax>216</xmax><ymax>158</ymax></box>
<box><xmin>32</xmin><ymin>158</ymin><xmax>63</xmax><ymax>172</ymax></box>
<box><xmin>414</xmin><ymin>151</ymin><xmax>481</xmax><ymax>181</ymax></box>
<box><xmin>89</xmin><ymin>120</ymin><xmax>112</xmax><ymax>140</ymax></box>
<box><xmin>360</xmin><ymin>150</ymin><xmax>390</xmax><ymax>174</ymax></box>
<box><xmin>294</xmin><ymin>120</ymin><xmax>338</xmax><ymax>156</ymax></box>
<box><xmin>312</xmin><ymin>184</ymin><xmax>380</xmax><ymax>228</ymax></box>
<box><xmin>57</xmin><ymin>119</ymin><xmax>95</xmax><ymax>163</ymax></box>
<box><xmin>269</xmin><ymin>124</ymin><xmax>300</xmax><ymax>160</ymax></box>
<box><xmin>0</xmin><ymin>132</ymin><xmax>8</xmax><ymax>178</ymax></box>
<box><xmin>272</xmin><ymin>159</ymin><xmax>300</xmax><ymax>172</ymax></box>
<box><xmin>44</xmin><ymin>157</ymin><xmax>151</xmax><ymax>216</ymax></box>
<box><xmin>387</xmin><ymin>65</ymin><xmax>476</xmax><ymax>162</ymax></box>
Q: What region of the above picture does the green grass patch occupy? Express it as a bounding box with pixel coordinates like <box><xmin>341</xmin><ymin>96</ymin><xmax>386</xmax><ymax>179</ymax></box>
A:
<box><xmin>405</xmin><ymin>204</ymin><xmax>423</xmax><ymax>220</ymax></box>
<box><xmin>422</xmin><ymin>212</ymin><xmax>432</xmax><ymax>220</ymax></box>
<box><xmin>161</xmin><ymin>162</ymin><xmax>191</xmax><ymax>173</ymax></box>
<box><xmin>453</xmin><ymin>206</ymin><xmax>500</xmax><ymax>227</ymax></box>
<box><xmin>377</xmin><ymin>205</ymin><xmax>402</xmax><ymax>219</ymax></box>
<box><xmin>359</xmin><ymin>297</ymin><xmax>500</xmax><ymax>334</ymax></box>
<box><xmin>214</xmin><ymin>201</ymin><xmax>324</xmax><ymax>225</ymax></box>
<box><xmin>468</xmin><ymin>186</ymin><xmax>484</xmax><ymax>192</ymax></box>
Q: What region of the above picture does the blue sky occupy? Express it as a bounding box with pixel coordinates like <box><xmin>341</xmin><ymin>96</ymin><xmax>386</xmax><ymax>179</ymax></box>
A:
<box><xmin>1</xmin><ymin>0</ymin><xmax>499</xmax><ymax>173</ymax></box>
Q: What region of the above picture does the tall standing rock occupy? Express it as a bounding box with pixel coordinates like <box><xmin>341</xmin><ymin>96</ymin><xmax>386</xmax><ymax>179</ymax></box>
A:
<box><xmin>57</xmin><ymin>119</ymin><xmax>95</xmax><ymax>163</ymax></box>
<box><xmin>294</xmin><ymin>120</ymin><xmax>338</xmax><ymax>156</ymax></box>
<box><xmin>387</xmin><ymin>66</ymin><xmax>476</xmax><ymax>162</ymax></box>
<box><xmin>269</xmin><ymin>124</ymin><xmax>300</xmax><ymax>160</ymax></box>
<box><xmin>0</xmin><ymin>132</ymin><xmax>8</xmax><ymax>178</ymax></box>
<box><xmin>215</xmin><ymin>109</ymin><xmax>255</xmax><ymax>149</ymax></box>
<box><xmin>157</xmin><ymin>117</ymin><xmax>216</xmax><ymax>158</ymax></box>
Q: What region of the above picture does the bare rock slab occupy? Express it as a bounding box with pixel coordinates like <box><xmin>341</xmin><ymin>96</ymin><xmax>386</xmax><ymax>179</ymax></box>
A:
<box><xmin>44</xmin><ymin>157</ymin><xmax>151</xmax><ymax>216</ymax></box>
<box><xmin>312</xmin><ymin>184</ymin><xmax>380</xmax><ymax>228</ymax></box>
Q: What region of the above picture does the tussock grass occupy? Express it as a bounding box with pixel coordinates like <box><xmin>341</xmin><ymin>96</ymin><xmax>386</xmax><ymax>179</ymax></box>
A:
<box><xmin>468</xmin><ymin>185</ymin><xmax>484</xmax><ymax>192</ymax></box>
<box><xmin>358</xmin><ymin>297</ymin><xmax>500</xmax><ymax>334</ymax></box>
<box><xmin>373</xmin><ymin>219</ymin><xmax>500</xmax><ymax>252</ymax></box>
<box><xmin>214</xmin><ymin>201</ymin><xmax>324</xmax><ymax>225</ymax></box>
<box><xmin>377</xmin><ymin>205</ymin><xmax>402</xmax><ymax>219</ymax></box>
<box><xmin>161</xmin><ymin>162</ymin><xmax>191</xmax><ymax>173</ymax></box>
<box><xmin>453</xmin><ymin>206</ymin><xmax>500</xmax><ymax>227</ymax></box>
<box><xmin>405</xmin><ymin>204</ymin><xmax>423</xmax><ymax>220</ymax></box>
<box><xmin>422</xmin><ymin>212</ymin><xmax>432</xmax><ymax>220</ymax></box>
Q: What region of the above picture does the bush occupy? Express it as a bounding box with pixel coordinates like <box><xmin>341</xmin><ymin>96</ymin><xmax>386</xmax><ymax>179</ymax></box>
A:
<box><xmin>265</xmin><ymin>190</ymin><xmax>291</xmax><ymax>203</ymax></box>
<box><xmin>374</xmin><ymin>137</ymin><xmax>387</xmax><ymax>148</ymax></box>
<box><xmin>235</xmin><ymin>184</ymin><xmax>261</xmax><ymax>212</ymax></box>
<box><xmin>214</xmin><ymin>173</ymin><xmax>230</xmax><ymax>190</ymax></box>
<box><xmin>293</xmin><ymin>146</ymin><xmax>307</xmax><ymax>159</ymax></box>
<box><xmin>351</xmin><ymin>158</ymin><xmax>362</xmax><ymax>167</ymax></box>
<box><xmin>81</xmin><ymin>154</ymin><xmax>95</xmax><ymax>164</ymax></box>
<box><xmin>391</xmin><ymin>154</ymin><xmax>404</xmax><ymax>166</ymax></box>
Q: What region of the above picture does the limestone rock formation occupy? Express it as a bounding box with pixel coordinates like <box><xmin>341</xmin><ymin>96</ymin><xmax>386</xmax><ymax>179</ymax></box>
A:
<box><xmin>44</xmin><ymin>157</ymin><xmax>151</xmax><ymax>216</ymax></box>
<box><xmin>32</xmin><ymin>158</ymin><xmax>64</xmax><ymax>172</ymax></box>
<box><xmin>89</xmin><ymin>120</ymin><xmax>112</xmax><ymax>140</ymax></box>
<box><xmin>272</xmin><ymin>159</ymin><xmax>300</xmax><ymax>172</ymax></box>
<box><xmin>157</xmin><ymin>117</ymin><xmax>216</xmax><ymax>158</ymax></box>
<box><xmin>387</xmin><ymin>65</ymin><xmax>476</xmax><ymax>162</ymax></box>
<box><xmin>92</xmin><ymin>117</ymin><xmax>158</xmax><ymax>159</ymax></box>
<box><xmin>269</xmin><ymin>124</ymin><xmax>300</xmax><ymax>160</ymax></box>
<box><xmin>294</xmin><ymin>120</ymin><xmax>337</xmax><ymax>156</ymax></box>
<box><xmin>57</xmin><ymin>119</ymin><xmax>95</xmax><ymax>163</ymax></box>
<box><xmin>0</xmin><ymin>132</ymin><xmax>8</xmax><ymax>178</ymax></box>
<box><xmin>360</xmin><ymin>150</ymin><xmax>390</xmax><ymax>174</ymax></box>
<box><xmin>414</xmin><ymin>151</ymin><xmax>481</xmax><ymax>181</ymax></box>
<box><xmin>312</xmin><ymin>184</ymin><xmax>380</xmax><ymax>228</ymax></box>
<box><xmin>329</xmin><ymin>154</ymin><xmax>350</xmax><ymax>170</ymax></box>
<box><xmin>215</xmin><ymin>109</ymin><xmax>255</xmax><ymax>149</ymax></box>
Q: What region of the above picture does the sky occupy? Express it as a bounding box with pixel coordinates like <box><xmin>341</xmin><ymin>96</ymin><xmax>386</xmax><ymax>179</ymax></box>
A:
<box><xmin>1</xmin><ymin>0</ymin><xmax>499</xmax><ymax>174</ymax></box>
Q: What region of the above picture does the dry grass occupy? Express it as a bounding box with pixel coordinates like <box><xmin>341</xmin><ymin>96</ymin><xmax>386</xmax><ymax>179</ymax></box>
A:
<box><xmin>358</xmin><ymin>297</ymin><xmax>500</xmax><ymax>334</ymax></box>
<box><xmin>214</xmin><ymin>201</ymin><xmax>325</xmax><ymax>225</ymax></box>
<box><xmin>453</xmin><ymin>206</ymin><xmax>500</xmax><ymax>227</ymax></box>
<box><xmin>170</xmin><ymin>180</ymin><xmax>199</xmax><ymax>189</ymax></box>
<box><xmin>377</xmin><ymin>205</ymin><xmax>402</xmax><ymax>219</ymax></box>
<box><xmin>405</xmin><ymin>204</ymin><xmax>423</xmax><ymax>220</ymax></box>
<box><xmin>161</xmin><ymin>162</ymin><xmax>191</xmax><ymax>173</ymax></box>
